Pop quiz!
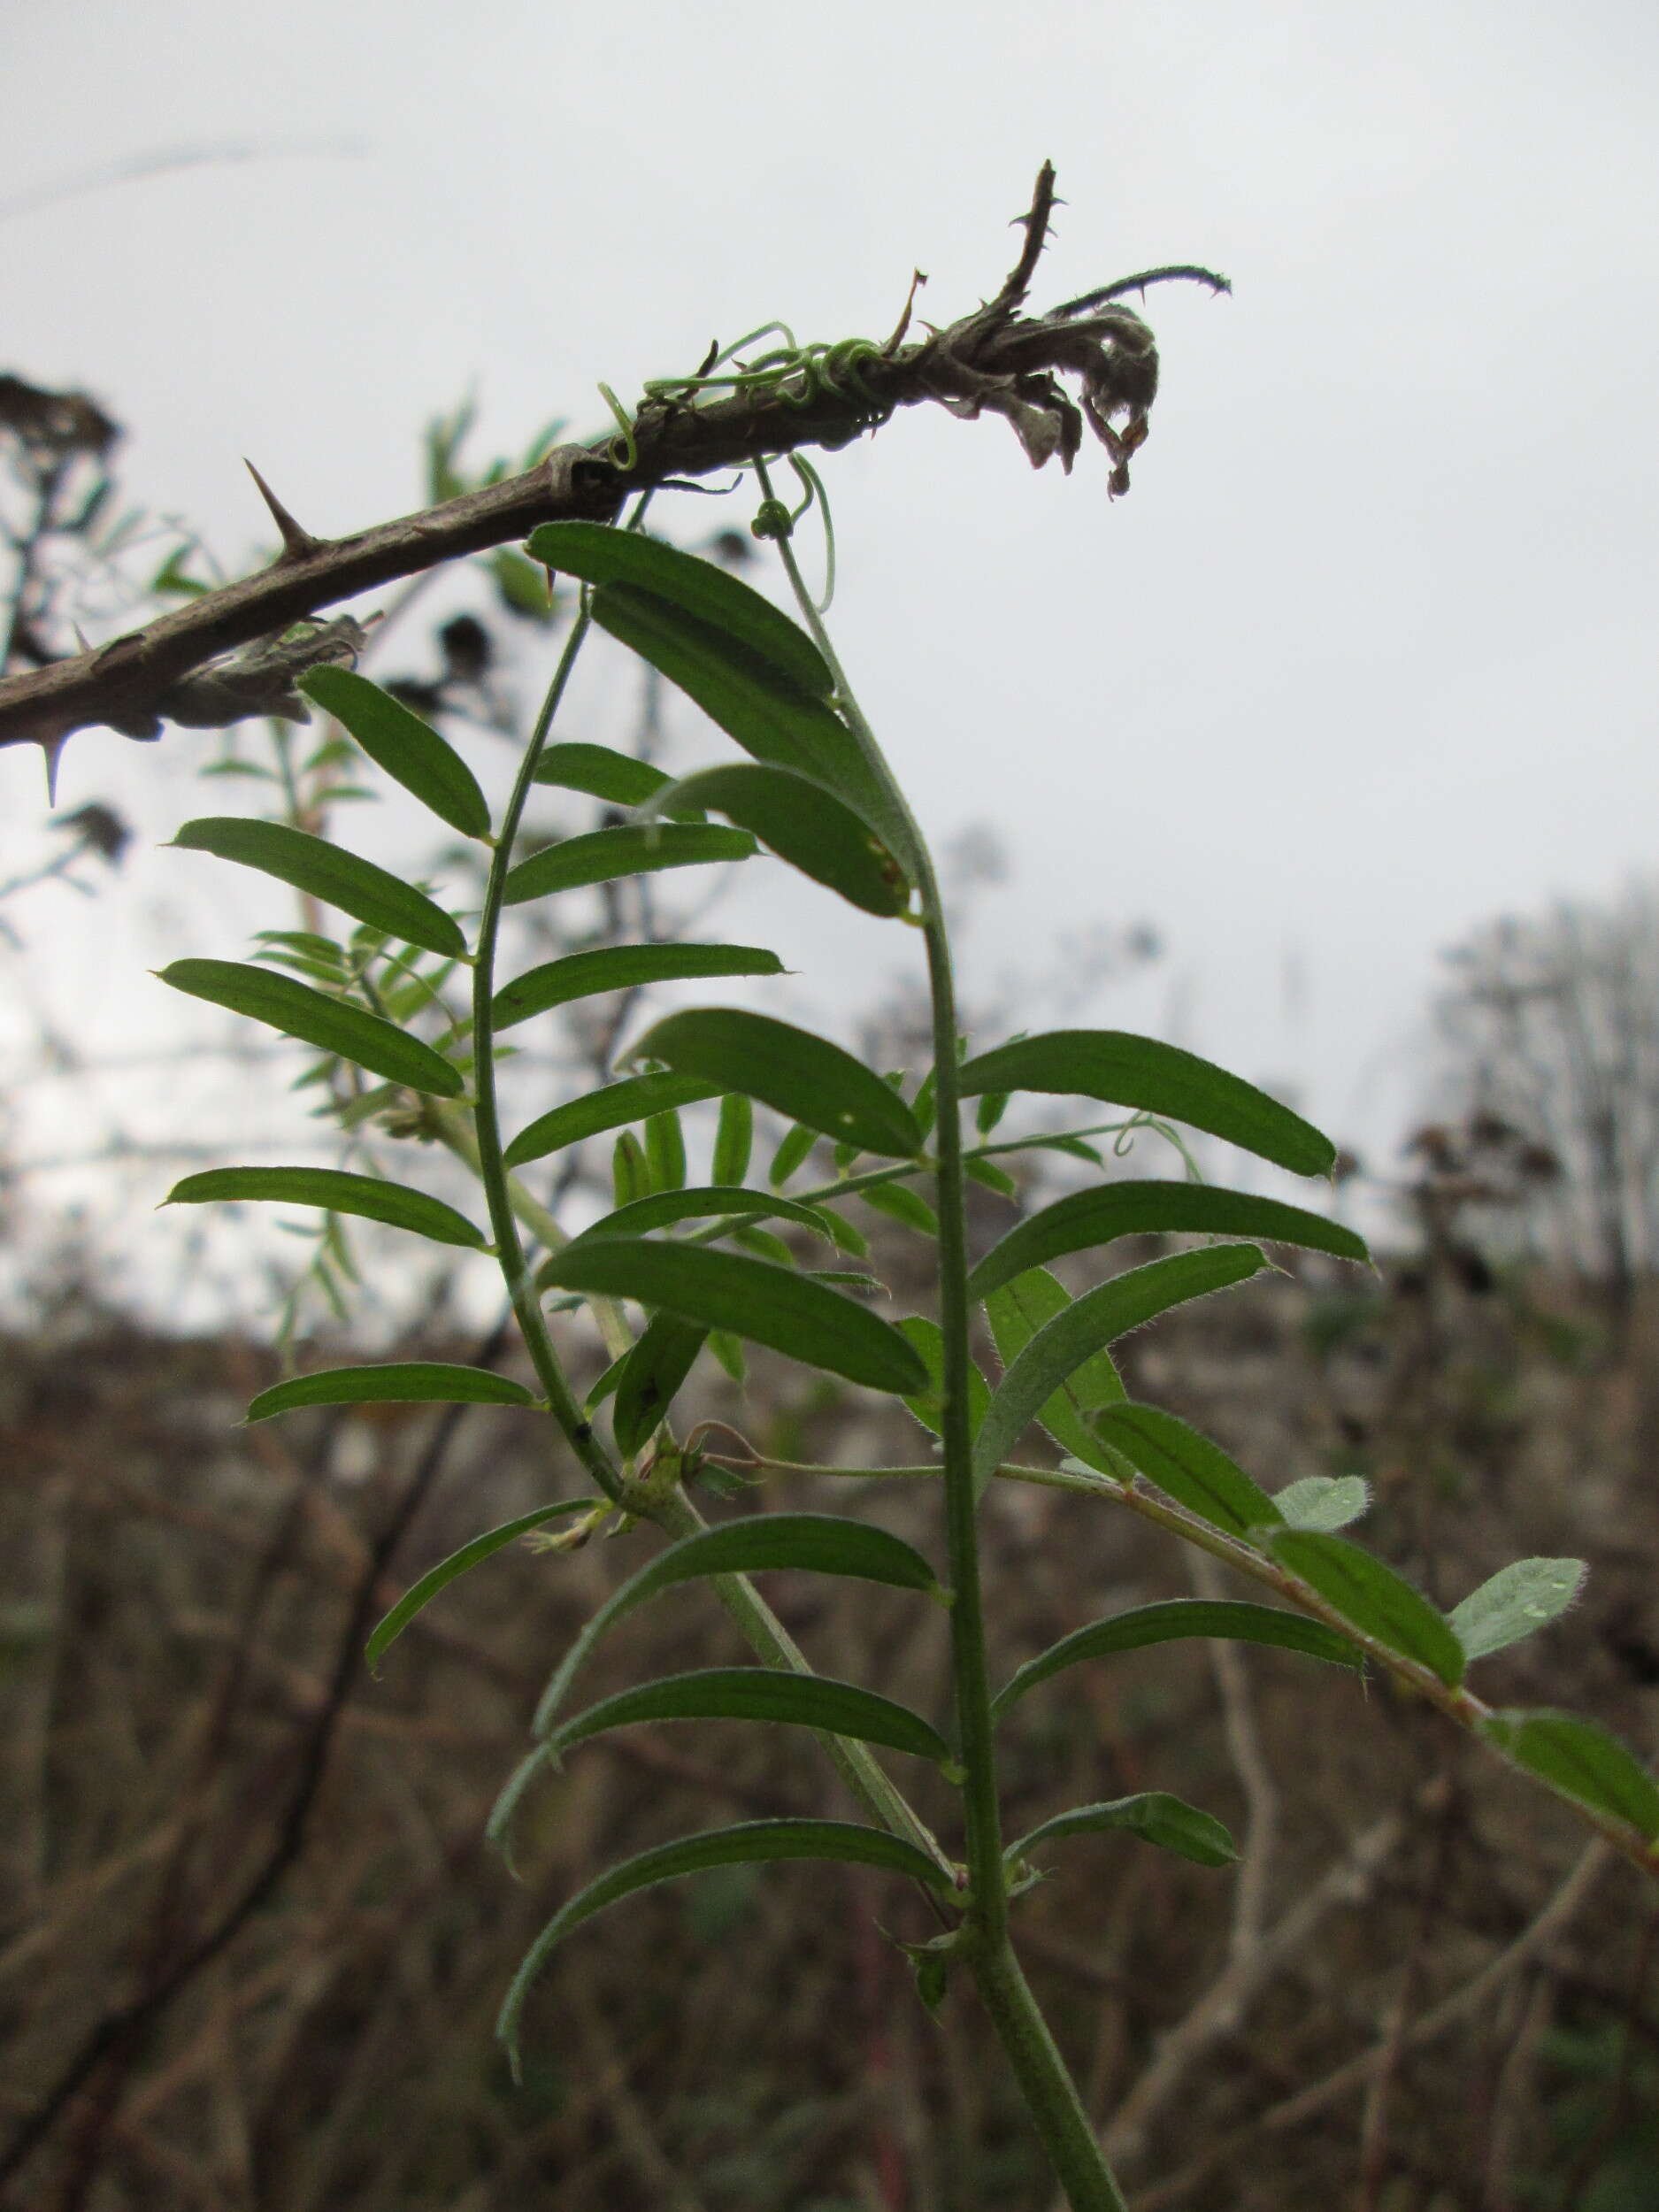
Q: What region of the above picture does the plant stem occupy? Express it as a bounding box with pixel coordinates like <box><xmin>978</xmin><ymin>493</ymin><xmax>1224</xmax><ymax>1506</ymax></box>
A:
<box><xmin>764</xmin><ymin>483</ymin><xmax>1126</xmax><ymax>2208</ymax></box>
<box><xmin>467</xmin><ymin>603</ymin><xmax>628</xmax><ymax>1509</ymax></box>
<box><xmin>973</xmin><ymin>1945</ymin><xmax>1128</xmax><ymax>2212</ymax></box>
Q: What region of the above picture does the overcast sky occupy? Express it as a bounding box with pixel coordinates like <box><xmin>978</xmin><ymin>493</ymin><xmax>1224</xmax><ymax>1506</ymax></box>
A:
<box><xmin>3</xmin><ymin>0</ymin><xmax>1656</xmax><ymax>1312</ymax></box>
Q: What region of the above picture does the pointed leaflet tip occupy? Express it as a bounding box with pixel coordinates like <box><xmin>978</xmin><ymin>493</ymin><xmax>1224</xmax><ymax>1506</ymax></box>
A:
<box><xmin>244</xmin><ymin>459</ymin><xmax>323</xmax><ymax>560</ymax></box>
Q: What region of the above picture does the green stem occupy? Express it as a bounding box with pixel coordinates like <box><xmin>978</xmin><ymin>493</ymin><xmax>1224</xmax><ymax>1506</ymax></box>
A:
<box><xmin>973</xmin><ymin>1947</ymin><xmax>1129</xmax><ymax>2212</ymax></box>
<box><xmin>762</xmin><ymin>473</ymin><xmax>1125</xmax><ymax>2208</ymax></box>
<box><xmin>468</xmin><ymin>604</ymin><xmax>626</xmax><ymax>1508</ymax></box>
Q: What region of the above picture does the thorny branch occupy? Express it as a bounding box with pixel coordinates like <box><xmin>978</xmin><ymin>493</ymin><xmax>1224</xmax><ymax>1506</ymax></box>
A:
<box><xmin>0</xmin><ymin>163</ymin><xmax>1226</xmax><ymax>782</ymax></box>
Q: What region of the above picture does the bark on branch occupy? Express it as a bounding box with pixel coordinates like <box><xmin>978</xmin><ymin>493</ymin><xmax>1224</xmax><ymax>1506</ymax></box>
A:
<box><xmin>0</xmin><ymin>165</ymin><xmax>1225</xmax><ymax>772</ymax></box>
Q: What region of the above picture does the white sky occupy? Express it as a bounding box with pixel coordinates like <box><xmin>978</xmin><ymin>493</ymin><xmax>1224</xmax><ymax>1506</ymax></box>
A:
<box><xmin>3</xmin><ymin>0</ymin><xmax>1657</xmax><ymax>1311</ymax></box>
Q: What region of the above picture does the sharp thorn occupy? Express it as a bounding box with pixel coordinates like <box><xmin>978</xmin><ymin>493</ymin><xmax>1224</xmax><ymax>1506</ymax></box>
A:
<box><xmin>244</xmin><ymin>459</ymin><xmax>323</xmax><ymax>560</ymax></box>
<box><xmin>42</xmin><ymin>733</ymin><xmax>65</xmax><ymax>806</ymax></box>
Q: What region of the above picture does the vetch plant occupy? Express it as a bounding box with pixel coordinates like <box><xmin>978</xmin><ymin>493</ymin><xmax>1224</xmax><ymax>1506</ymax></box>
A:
<box><xmin>148</xmin><ymin>171</ymin><xmax>1658</xmax><ymax>2209</ymax></box>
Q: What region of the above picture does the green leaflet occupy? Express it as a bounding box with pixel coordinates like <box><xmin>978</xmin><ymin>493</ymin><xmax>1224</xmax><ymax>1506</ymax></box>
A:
<box><xmin>973</xmin><ymin>1247</ymin><xmax>1268</xmax><ymax>1497</ymax></box>
<box><xmin>1477</xmin><ymin>1709</ymin><xmax>1659</xmax><ymax>1840</ymax></box>
<box><xmin>956</xmin><ymin>1031</ymin><xmax>1336</xmax><ymax>1178</ymax></box>
<box><xmin>1005</xmin><ymin>1793</ymin><xmax>1239</xmax><ymax>1872</ymax></box>
<box><xmin>490</xmin><ymin>545</ymin><xmax>556</xmax><ymax>618</ymax></box>
<box><xmin>530</xmin><ymin>1512</ymin><xmax>946</xmax><ymax>1737</ymax></box>
<box><xmin>171</xmin><ymin>818</ymin><xmax>466</xmax><ymax>960</ymax></box>
<box><xmin>769</xmin><ymin>1120</ymin><xmax>819</xmax><ymax>1188</ymax></box>
<box><xmin>611</xmin><ymin>1130</ymin><xmax>649</xmax><ymax>1207</ymax></box>
<box><xmin>526</xmin><ymin>521</ymin><xmax>836</xmax><ymax>697</ymax></box>
<box><xmin>366</xmin><ymin>1501</ymin><xmax>591</xmax><ymax>1673</ymax></box>
<box><xmin>299</xmin><ymin>666</ymin><xmax>490</xmax><ymax>839</ymax></box>
<box><xmin>503</xmin><ymin>822</ymin><xmax>755</xmax><ymax>904</ymax></box>
<box><xmin>625</xmin><ymin>1009</ymin><xmax>925</xmax><ymax>1161</ymax></box>
<box><xmin>860</xmin><ymin>1183</ymin><xmax>940</xmax><ymax>1239</ymax></box>
<box><xmin>732</xmin><ymin>1224</ymin><xmax>795</xmax><ymax>1267</ymax></box>
<box><xmin>164</xmin><ymin>1166</ymin><xmax>487</xmax><ymax>1251</ymax></box>
<box><xmin>964</xmin><ymin>1156</ymin><xmax>1019</xmax><ymax>1199</ymax></box>
<box><xmin>1449</xmin><ymin>1557</ymin><xmax>1586</xmax><ymax>1662</ymax></box>
<box><xmin>545</xmin><ymin>1667</ymin><xmax>951</xmax><ymax>1770</ymax></box>
<box><xmin>611</xmin><ymin>1313</ymin><xmax>707</xmax><ymax>1456</ymax></box>
<box><xmin>643</xmin><ymin>1105</ymin><xmax>687</xmax><ymax>1192</ymax></box>
<box><xmin>583</xmin><ymin>1346</ymin><xmax>632</xmax><ymax>1411</ymax></box>
<box><xmin>641</xmin><ymin>761</ymin><xmax>911</xmax><ymax>918</ymax></box>
<box><xmin>985</xmin><ymin>1268</ymin><xmax>1128</xmax><ymax>1482</ymax></box>
<box><xmin>991</xmin><ymin>1598</ymin><xmax>1362</xmax><ymax>1719</ymax></box>
<box><xmin>498</xmin><ymin>1818</ymin><xmax>951</xmax><ymax>2076</ymax></box>
<box><xmin>1272</xmin><ymin>1474</ymin><xmax>1371</xmax><ymax>1532</ymax></box>
<box><xmin>711</xmin><ymin>1092</ymin><xmax>753</xmax><ymax>1185</ymax></box>
<box><xmin>492</xmin><ymin>942</ymin><xmax>783</xmax><ymax>1031</ymax></box>
<box><xmin>968</xmin><ymin>1179</ymin><xmax>1368</xmax><ymax>1303</ymax></box>
<box><xmin>537</xmin><ymin>1238</ymin><xmax>927</xmax><ymax>1394</ymax></box>
<box><xmin>157</xmin><ymin>959</ymin><xmax>464</xmax><ymax>1097</ymax></box>
<box><xmin>1090</xmin><ymin>1403</ymin><xmax>1282</xmax><ymax>1540</ymax></box>
<box><xmin>531</xmin><ymin>741</ymin><xmax>673</xmax><ymax>803</ymax></box>
<box><xmin>1269</xmin><ymin>1531</ymin><xmax>1466</xmax><ymax>1686</ymax></box>
<box><xmin>590</xmin><ymin>583</ymin><xmax>904</xmax><ymax>857</ymax></box>
<box><xmin>897</xmin><ymin>1316</ymin><xmax>991</xmax><ymax>1444</ymax></box>
<box><xmin>503</xmin><ymin>1072</ymin><xmax>720</xmax><ymax>1170</ymax></box>
<box><xmin>245</xmin><ymin>1362</ymin><xmax>538</xmax><ymax>1423</ymax></box>
<box><xmin>558</xmin><ymin>1185</ymin><xmax>835</xmax><ymax>1249</ymax></box>
<box><xmin>707</xmin><ymin>1329</ymin><xmax>748</xmax><ymax>1385</ymax></box>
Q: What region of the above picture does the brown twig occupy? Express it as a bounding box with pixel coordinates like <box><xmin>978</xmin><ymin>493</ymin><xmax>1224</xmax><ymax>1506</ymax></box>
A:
<box><xmin>0</xmin><ymin>1313</ymin><xmax>516</xmax><ymax>2205</ymax></box>
<box><xmin>1130</xmin><ymin>1835</ymin><xmax>1614</xmax><ymax>2209</ymax></box>
<box><xmin>1356</xmin><ymin>1776</ymin><xmax>1459</xmax><ymax>2210</ymax></box>
<box><xmin>0</xmin><ymin>165</ymin><xmax>1224</xmax><ymax>773</ymax></box>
